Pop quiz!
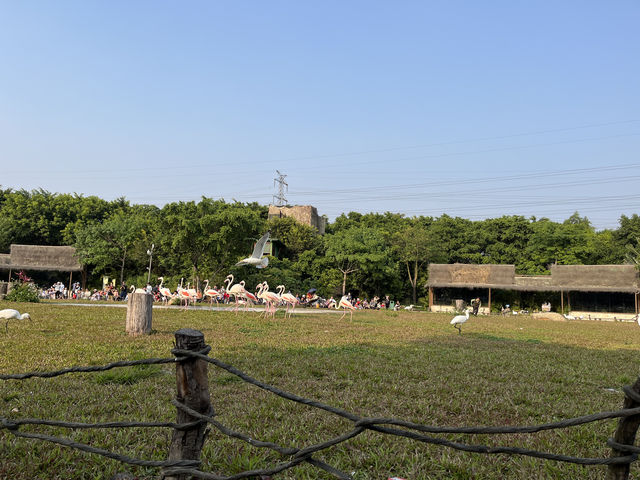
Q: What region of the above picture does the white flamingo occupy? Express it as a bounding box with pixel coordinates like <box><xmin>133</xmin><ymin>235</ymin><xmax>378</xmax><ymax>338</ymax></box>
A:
<box><xmin>235</xmin><ymin>231</ymin><xmax>271</xmax><ymax>269</ymax></box>
<box><xmin>450</xmin><ymin>308</ymin><xmax>471</xmax><ymax>334</ymax></box>
<box><xmin>203</xmin><ymin>280</ymin><xmax>220</xmax><ymax>306</ymax></box>
<box><xmin>337</xmin><ymin>295</ymin><xmax>355</xmax><ymax>321</ymax></box>
<box><xmin>1</xmin><ymin>308</ymin><xmax>31</xmax><ymax>334</ymax></box>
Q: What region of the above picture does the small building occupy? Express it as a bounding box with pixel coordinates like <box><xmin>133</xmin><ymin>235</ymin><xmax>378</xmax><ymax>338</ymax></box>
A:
<box><xmin>268</xmin><ymin>205</ymin><xmax>326</xmax><ymax>234</ymax></box>
<box><xmin>426</xmin><ymin>263</ymin><xmax>639</xmax><ymax>317</ymax></box>
<box><xmin>0</xmin><ymin>244</ymin><xmax>85</xmax><ymax>290</ymax></box>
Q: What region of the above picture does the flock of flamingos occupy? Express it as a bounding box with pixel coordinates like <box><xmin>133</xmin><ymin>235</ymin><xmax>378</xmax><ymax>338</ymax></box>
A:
<box><xmin>156</xmin><ymin>274</ymin><xmax>356</xmax><ymax>321</ymax></box>
<box><xmin>153</xmin><ymin>230</ymin><xmax>356</xmax><ymax>320</ymax></box>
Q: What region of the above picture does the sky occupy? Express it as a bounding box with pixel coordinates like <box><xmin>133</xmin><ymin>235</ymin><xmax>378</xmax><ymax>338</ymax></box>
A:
<box><xmin>1</xmin><ymin>1</ymin><xmax>639</xmax><ymax>230</ymax></box>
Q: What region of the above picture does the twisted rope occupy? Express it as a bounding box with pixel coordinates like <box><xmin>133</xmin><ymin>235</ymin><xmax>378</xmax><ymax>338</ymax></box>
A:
<box><xmin>1</xmin><ymin>416</ymin><xmax>199</xmax><ymax>431</ymax></box>
<box><xmin>6</xmin><ymin>429</ymin><xmax>200</xmax><ymax>469</ymax></box>
<box><xmin>2</xmin><ymin>348</ymin><xmax>639</xmax><ymax>478</ymax></box>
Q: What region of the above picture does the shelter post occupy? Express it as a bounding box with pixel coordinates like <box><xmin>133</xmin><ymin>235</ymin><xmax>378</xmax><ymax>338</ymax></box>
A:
<box><xmin>488</xmin><ymin>288</ymin><xmax>491</xmax><ymax>314</ymax></box>
<box><xmin>428</xmin><ymin>287</ymin><xmax>433</xmax><ymax>312</ymax></box>
<box><xmin>560</xmin><ymin>289</ymin><xmax>564</xmax><ymax>313</ymax></box>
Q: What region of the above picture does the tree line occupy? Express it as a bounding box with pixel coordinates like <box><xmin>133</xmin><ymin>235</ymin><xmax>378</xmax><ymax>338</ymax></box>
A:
<box><xmin>1</xmin><ymin>188</ymin><xmax>639</xmax><ymax>304</ymax></box>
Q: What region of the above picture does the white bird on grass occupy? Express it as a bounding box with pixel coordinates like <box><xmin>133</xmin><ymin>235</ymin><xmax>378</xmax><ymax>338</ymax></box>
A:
<box><xmin>235</xmin><ymin>231</ymin><xmax>270</xmax><ymax>269</ymax></box>
<box><xmin>1</xmin><ymin>309</ymin><xmax>31</xmax><ymax>333</ymax></box>
<box><xmin>450</xmin><ymin>308</ymin><xmax>471</xmax><ymax>334</ymax></box>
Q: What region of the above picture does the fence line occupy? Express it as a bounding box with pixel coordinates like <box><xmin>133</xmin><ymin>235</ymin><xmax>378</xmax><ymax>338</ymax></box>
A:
<box><xmin>2</xmin><ymin>329</ymin><xmax>640</xmax><ymax>479</ymax></box>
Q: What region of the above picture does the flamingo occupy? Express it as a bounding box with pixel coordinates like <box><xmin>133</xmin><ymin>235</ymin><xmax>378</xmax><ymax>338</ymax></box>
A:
<box><xmin>157</xmin><ymin>276</ymin><xmax>174</xmax><ymax>306</ymax></box>
<box><xmin>130</xmin><ymin>285</ymin><xmax>147</xmax><ymax>294</ymax></box>
<box><xmin>177</xmin><ymin>278</ymin><xmax>194</xmax><ymax>309</ymax></box>
<box><xmin>241</xmin><ymin>288</ymin><xmax>258</xmax><ymax>311</ymax></box>
<box><xmin>225</xmin><ymin>275</ymin><xmax>247</xmax><ymax>313</ymax></box>
<box><xmin>235</xmin><ymin>231</ymin><xmax>271</xmax><ymax>269</ymax></box>
<box><xmin>278</xmin><ymin>285</ymin><xmax>299</xmax><ymax>318</ymax></box>
<box><xmin>1</xmin><ymin>309</ymin><xmax>31</xmax><ymax>334</ymax></box>
<box><xmin>203</xmin><ymin>280</ymin><xmax>220</xmax><ymax>306</ymax></box>
<box><xmin>260</xmin><ymin>281</ymin><xmax>280</xmax><ymax>318</ymax></box>
<box><xmin>450</xmin><ymin>308</ymin><xmax>471</xmax><ymax>334</ymax></box>
<box><xmin>337</xmin><ymin>295</ymin><xmax>355</xmax><ymax>321</ymax></box>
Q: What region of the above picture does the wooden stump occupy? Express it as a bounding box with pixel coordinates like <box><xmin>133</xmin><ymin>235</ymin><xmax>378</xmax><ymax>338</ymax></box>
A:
<box><xmin>125</xmin><ymin>292</ymin><xmax>152</xmax><ymax>335</ymax></box>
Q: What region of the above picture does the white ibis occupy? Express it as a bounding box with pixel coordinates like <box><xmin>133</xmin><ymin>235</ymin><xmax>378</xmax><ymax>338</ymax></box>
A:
<box><xmin>450</xmin><ymin>308</ymin><xmax>471</xmax><ymax>334</ymax></box>
<box><xmin>1</xmin><ymin>309</ymin><xmax>31</xmax><ymax>333</ymax></box>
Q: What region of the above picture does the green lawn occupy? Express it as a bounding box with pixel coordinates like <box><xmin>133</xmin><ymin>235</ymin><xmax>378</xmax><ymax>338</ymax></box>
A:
<box><xmin>1</xmin><ymin>302</ymin><xmax>640</xmax><ymax>479</ymax></box>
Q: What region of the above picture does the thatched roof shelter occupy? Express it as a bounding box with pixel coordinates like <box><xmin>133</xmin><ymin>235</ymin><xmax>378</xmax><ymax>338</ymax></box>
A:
<box><xmin>0</xmin><ymin>244</ymin><xmax>83</xmax><ymax>272</ymax></box>
<box><xmin>427</xmin><ymin>264</ymin><xmax>516</xmax><ymax>289</ymax></box>
<box><xmin>427</xmin><ymin>263</ymin><xmax>639</xmax><ymax>293</ymax></box>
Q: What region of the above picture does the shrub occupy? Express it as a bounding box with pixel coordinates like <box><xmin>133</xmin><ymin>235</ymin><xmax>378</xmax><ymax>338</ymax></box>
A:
<box><xmin>5</xmin><ymin>282</ymin><xmax>40</xmax><ymax>303</ymax></box>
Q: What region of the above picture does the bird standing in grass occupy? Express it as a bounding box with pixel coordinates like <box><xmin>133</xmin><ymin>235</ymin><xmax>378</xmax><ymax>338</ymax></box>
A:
<box><xmin>1</xmin><ymin>308</ymin><xmax>31</xmax><ymax>333</ymax></box>
<box><xmin>450</xmin><ymin>308</ymin><xmax>470</xmax><ymax>334</ymax></box>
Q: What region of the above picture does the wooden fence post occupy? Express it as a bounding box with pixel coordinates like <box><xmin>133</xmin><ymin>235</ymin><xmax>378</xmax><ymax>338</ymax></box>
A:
<box><xmin>165</xmin><ymin>329</ymin><xmax>213</xmax><ymax>480</ymax></box>
<box><xmin>125</xmin><ymin>292</ymin><xmax>153</xmax><ymax>335</ymax></box>
<box><xmin>607</xmin><ymin>376</ymin><xmax>640</xmax><ymax>480</ymax></box>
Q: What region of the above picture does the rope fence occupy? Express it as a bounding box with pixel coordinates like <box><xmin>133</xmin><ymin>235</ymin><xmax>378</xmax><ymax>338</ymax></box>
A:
<box><xmin>2</xmin><ymin>327</ymin><xmax>640</xmax><ymax>480</ymax></box>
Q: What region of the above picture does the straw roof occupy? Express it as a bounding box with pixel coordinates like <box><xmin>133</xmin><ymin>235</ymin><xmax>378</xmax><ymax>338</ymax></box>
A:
<box><xmin>0</xmin><ymin>244</ymin><xmax>83</xmax><ymax>272</ymax></box>
<box><xmin>427</xmin><ymin>264</ymin><xmax>516</xmax><ymax>289</ymax></box>
<box><xmin>427</xmin><ymin>263</ymin><xmax>638</xmax><ymax>293</ymax></box>
<box><xmin>550</xmin><ymin>265</ymin><xmax>638</xmax><ymax>292</ymax></box>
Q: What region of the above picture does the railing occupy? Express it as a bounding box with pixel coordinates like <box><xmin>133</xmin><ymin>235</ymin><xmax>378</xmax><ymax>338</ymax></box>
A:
<box><xmin>2</xmin><ymin>328</ymin><xmax>640</xmax><ymax>479</ymax></box>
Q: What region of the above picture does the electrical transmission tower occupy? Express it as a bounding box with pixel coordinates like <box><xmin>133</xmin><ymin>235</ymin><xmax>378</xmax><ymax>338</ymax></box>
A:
<box><xmin>273</xmin><ymin>170</ymin><xmax>288</xmax><ymax>207</ymax></box>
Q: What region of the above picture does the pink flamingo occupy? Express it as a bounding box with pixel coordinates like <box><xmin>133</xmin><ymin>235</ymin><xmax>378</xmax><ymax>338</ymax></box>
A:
<box><xmin>177</xmin><ymin>278</ymin><xmax>194</xmax><ymax>309</ymax></box>
<box><xmin>277</xmin><ymin>285</ymin><xmax>298</xmax><ymax>318</ymax></box>
<box><xmin>203</xmin><ymin>280</ymin><xmax>220</xmax><ymax>306</ymax></box>
<box><xmin>260</xmin><ymin>281</ymin><xmax>280</xmax><ymax>318</ymax></box>
<box><xmin>157</xmin><ymin>277</ymin><xmax>174</xmax><ymax>306</ymax></box>
<box><xmin>225</xmin><ymin>275</ymin><xmax>247</xmax><ymax>313</ymax></box>
<box><xmin>337</xmin><ymin>295</ymin><xmax>356</xmax><ymax>321</ymax></box>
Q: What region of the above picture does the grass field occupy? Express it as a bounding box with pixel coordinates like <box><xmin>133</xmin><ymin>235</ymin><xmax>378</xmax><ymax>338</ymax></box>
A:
<box><xmin>1</xmin><ymin>301</ymin><xmax>640</xmax><ymax>479</ymax></box>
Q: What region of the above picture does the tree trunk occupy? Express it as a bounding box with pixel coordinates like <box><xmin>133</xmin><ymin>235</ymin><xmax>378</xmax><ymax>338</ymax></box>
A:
<box><xmin>125</xmin><ymin>292</ymin><xmax>152</xmax><ymax>335</ymax></box>
<box><xmin>342</xmin><ymin>270</ymin><xmax>347</xmax><ymax>296</ymax></box>
<box><xmin>119</xmin><ymin>247</ymin><xmax>127</xmax><ymax>286</ymax></box>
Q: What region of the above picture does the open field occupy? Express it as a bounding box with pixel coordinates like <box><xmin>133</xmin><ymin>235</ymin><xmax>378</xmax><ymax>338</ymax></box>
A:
<box><xmin>2</xmin><ymin>302</ymin><xmax>640</xmax><ymax>479</ymax></box>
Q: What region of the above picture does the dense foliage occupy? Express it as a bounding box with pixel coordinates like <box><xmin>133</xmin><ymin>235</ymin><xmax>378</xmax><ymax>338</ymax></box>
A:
<box><xmin>1</xmin><ymin>187</ymin><xmax>639</xmax><ymax>302</ymax></box>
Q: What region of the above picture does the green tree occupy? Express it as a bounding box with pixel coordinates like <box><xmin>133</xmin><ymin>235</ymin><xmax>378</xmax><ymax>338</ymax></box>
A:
<box><xmin>74</xmin><ymin>211</ymin><xmax>147</xmax><ymax>285</ymax></box>
<box><xmin>392</xmin><ymin>224</ymin><xmax>444</xmax><ymax>303</ymax></box>
<box><xmin>324</xmin><ymin>226</ymin><xmax>390</xmax><ymax>296</ymax></box>
<box><xmin>156</xmin><ymin>198</ymin><xmax>266</xmax><ymax>288</ymax></box>
<box><xmin>267</xmin><ymin>216</ymin><xmax>321</xmax><ymax>261</ymax></box>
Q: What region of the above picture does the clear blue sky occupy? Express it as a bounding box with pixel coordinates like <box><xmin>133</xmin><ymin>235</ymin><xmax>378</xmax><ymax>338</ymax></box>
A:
<box><xmin>1</xmin><ymin>1</ymin><xmax>639</xmax><ymax>229</ymax></box>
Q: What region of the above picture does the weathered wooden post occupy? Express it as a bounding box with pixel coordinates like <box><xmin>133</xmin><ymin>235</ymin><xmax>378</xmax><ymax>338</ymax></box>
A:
<box><xmin>125</xmin><ymin>292</ymin><xmax>153</xmax><ymax>335</ymax></box>
<box><xmin>607</xmin><ymin>376</ymin><xmax>640</xmax><ymax>480</ymax></box>
<box><xmin>165</xmin><ymin>329</ymin><xmax>213</xmax><ymax>480</ymax></box>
